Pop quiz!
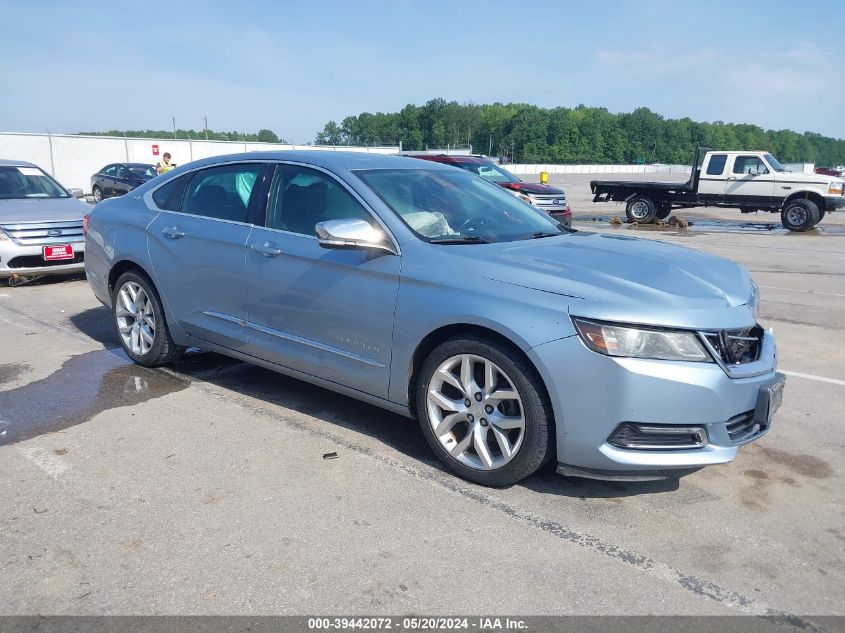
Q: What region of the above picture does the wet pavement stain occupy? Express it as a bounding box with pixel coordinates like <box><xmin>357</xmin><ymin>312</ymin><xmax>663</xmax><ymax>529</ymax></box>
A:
<box><xmin>757</xmin><ymin>446</ymin><xmax>834</xmax><ymax>479</ymax></box>
<box><xmin>573</xmin><ymin>214</ymin><xmax>845</xmax><ymax>236</ymax></box>
<box><xmin>0</xmin><ymin>349</ymin><xmax>189</xmax><ymax>446</ymax></box>
<box><xmin>0</xmin><ymin>363</ymin><xmax>31</xmax><ymax>386</ymax></box>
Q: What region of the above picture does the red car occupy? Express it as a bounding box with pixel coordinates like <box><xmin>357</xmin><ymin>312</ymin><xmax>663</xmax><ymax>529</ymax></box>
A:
<box><xmin>407</xmin><ymin>154</ymin><xmax>572</xmax><ymax>226</ymax></box>
<box><xmin>815</xmin><ymin>167</ymin><xmax>843</xmax><ymax>178</ymax></box>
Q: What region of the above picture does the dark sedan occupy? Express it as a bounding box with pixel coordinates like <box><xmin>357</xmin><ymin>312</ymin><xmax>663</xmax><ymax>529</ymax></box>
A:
<box><xmin>90</xmin><ymin>163</ymin><xmax>157</xmax><ymax>202</ymax></box>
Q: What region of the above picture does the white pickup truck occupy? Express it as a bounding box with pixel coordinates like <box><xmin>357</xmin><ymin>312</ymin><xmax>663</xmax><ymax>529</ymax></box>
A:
<box><xmin>591</xmin><ymin>147</ymin><xmax>845</xmax><ymax>231</ymax></box>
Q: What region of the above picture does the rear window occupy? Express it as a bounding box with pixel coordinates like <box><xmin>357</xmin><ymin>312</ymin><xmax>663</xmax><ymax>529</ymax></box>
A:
<box><xmin>706</xmin><ymin>155</ymin><xmax>727</xmax><ymax>175</ymax></box>
<box><xmin>152</xmin><ymin>174</ymin><xmax>189</xmax><ymax>211</ymax></box>
<box><xmin>182</xmin><ymin>163</ymin><xmax>263</xmax><ymax>223</ymax></box>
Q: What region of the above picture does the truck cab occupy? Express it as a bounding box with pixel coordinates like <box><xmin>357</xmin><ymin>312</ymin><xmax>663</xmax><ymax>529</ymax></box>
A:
<box><xmin>697</xmin><ymin>150</ymin><xmax>844</xmax><ymax>227</ymax></box>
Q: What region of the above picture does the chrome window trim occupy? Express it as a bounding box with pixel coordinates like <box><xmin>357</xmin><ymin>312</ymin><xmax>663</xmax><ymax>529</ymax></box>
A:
<box><xmin>696</xmin><ymin>328</ymin><xmax>772</xmax><ymax>379</ymax></box>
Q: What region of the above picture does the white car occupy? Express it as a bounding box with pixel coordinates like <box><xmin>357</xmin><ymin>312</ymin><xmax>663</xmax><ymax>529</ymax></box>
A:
<box><xmin>0</xmin><ymin>160</ymin><xmax>89</xmax><ymax>282</ymax></box>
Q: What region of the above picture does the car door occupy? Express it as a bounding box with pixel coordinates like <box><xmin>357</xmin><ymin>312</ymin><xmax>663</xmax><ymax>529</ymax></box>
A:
<box><xmin>146</xmin><ymin>161</ymin><xmax>268</xmax><ymax>353</ymax></box>
<box><xmin>725</xmin><ymin>155</ymin><xmax>775</xmax><ymax>206</ymax></box>
<box><xmin>100</xmin><ymin>165</ymin><xmax>118</xmax><ymax>196</ymax></box>
<box><xmin>696</xmin><ymin>153</ymin><xmax>727</xmax><ymax>204</ymax></box>
<box><xmin>244</xmin><ymin>163</ymin><xmax>401</xmax><ymax>399</ymax></box>
<box><xmin>115</xmin><ymin>165</ymin><xmax>133</xmax><ymax>196</ymax></box>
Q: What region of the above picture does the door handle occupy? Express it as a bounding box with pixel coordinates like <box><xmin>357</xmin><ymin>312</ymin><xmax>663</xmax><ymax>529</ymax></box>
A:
<box><xmin>726</xmin><ymin>176</ymin><xmax>737</xmax><ymax>181</ymax></box>
<box><xmin>249</xmin><ymin>242</ymin><xmax>283</xmax><ymax>257</ymax></box>
<box><xmin>161</xmin><ymin>226</ymin><xmax>186</xmax><ymax>239</ymax></box>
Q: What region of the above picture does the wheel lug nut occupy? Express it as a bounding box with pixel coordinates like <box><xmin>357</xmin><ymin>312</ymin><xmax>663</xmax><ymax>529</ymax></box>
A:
<box><xmin>480</xmin><ymin>418</ymin><xmax>488</xmax><ymax>427</ymax></box>
<box><xmin>474</xmin><ymin>392</ymin><xmax>482</xmax><ymax>402</ymax></box>
<box><xmin>464</xmin><ymin>398</ymin><xmax>472</xmax><ymax>407</ymax></box>
<box><xmin>467</xmin><ymin>414</ymin><xmax>474</xmax><ymax>422</ymax></box>
<box><xmin>485</xmin><ymin>405</ymin><xmax>494</xmax><ymax>413</ymax></box>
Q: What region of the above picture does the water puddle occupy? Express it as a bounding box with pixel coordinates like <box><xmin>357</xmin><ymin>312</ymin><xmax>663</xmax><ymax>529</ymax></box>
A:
<box><xmin>0</xmin><ymin>349</ymin><xmax>192</xmax><ymax>445</ymax></box>
<box><xmin>574</xmin><ymin>214</ymin><xmax>845</xmax><ymax>236</ymax></box>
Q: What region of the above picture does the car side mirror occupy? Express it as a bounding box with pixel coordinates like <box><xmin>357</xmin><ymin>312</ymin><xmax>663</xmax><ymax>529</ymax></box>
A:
<box><xmin>68</xmin><ymin>188</ymin><xmax>85</xmax><ymax>198</ymax></box>
<box><xmin>316</xmin><ymin>218</ymin><xmax>396</xmax><ymax>255</ymax></box>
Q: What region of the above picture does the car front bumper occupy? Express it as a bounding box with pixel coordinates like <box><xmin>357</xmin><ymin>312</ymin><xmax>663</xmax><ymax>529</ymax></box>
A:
<box><xmin>824</xmin><ymin>196</ymin><xmax>845</xmax><ymax>212</ymax></box>
<box><xmin>528</xmin><ymin>329</ymin><xmax>780</xmax><ymax>480</ymax></box>
<box><xmin>0</xmin><ymin>239</ymin><xmax>86</xmax><ymax>278</ymax></box>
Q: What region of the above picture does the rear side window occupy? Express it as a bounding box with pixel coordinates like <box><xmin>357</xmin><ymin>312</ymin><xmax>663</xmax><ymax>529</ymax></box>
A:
<box><xmin>152</xmin><ymin>174</ymin><xmax>189</xmax><ymax>211</ymax></box>
<box><xmin>183</xmin><ymin>164</ymin><xmax>263</xmax><ymax>223</ymax></box>
<box><xmin>706</xmin><ymin>154</ymin><xmax>727</xmax><ymax>175</ymax></box>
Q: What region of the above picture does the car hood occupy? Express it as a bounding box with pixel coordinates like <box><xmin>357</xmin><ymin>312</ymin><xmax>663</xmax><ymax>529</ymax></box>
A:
<box><xmin>441</xmin><ymin>231</ymin><xmax>752</xmax><ymax>325</ymax></box>
<box><xmin>499</xmin><ymin>182</ymin><xmax>565</xmax><ymax>195</ymax></box>
<box><xmin>780</xmin><ymin>171</ymin><xmax>842</xmax><ymax>185</ymax></box>
<box><xmin>0</xmin><ymin>196</ymin><xmax>91</xmax><ymax>224</ymax></box>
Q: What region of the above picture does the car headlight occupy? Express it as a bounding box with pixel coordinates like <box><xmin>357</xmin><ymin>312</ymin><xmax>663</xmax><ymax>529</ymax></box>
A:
<box><xmin>829</xmin><ymin>181</ymin><xmax>844</xmax><ymax>195</ymax></box>
<box><xmin>572</xmin><ymin>318</ymin><xmax>712</xmax><ymax>362</ymax></box>
<box><xmin>748</xmin><ymin>281</ymin><xmax>760</xmax><ymax>321</ymax></box>
<box><xmin>0</xmin><ymin>229</ymin><xmax>8</xmax><ymax>241</ymax></box>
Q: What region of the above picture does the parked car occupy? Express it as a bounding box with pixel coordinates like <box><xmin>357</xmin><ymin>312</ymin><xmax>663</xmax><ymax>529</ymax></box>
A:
<box><xmin>407</xmin><ymin>154</ymin><xmax>572</xmax><ymax>226</ymax></box>
<box><xmin>91</xmin><ymin>163</ymin><xmax>157</xmax><ymax>202</ymax></box>
<box><xmin>591</xmin><ymin>147</ymin><xmax>845</xmax><ymax>231</ymax></box>
<box><xmin>85</xmin><ymin>151</ymin><xmax>783</xmax><ymax>486</ymax></box>
<box><xmin>815</xmin><ymin>166</ymin><xmax>843</xmax><ymax>178</ymax></box>
<box><xmin>0</xmin><ymin>160</ymin><xmax>89</xmax><ymax>281</ymax></box>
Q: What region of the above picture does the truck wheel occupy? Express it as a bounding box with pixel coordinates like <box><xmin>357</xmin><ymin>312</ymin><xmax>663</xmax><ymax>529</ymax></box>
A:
<box><xmin>626</xmin><ymin>197</ymin><xmax>657</xmax><ymax>224</ymax></box>
<box><xmin>656</xmin><ymin>201</ymin><xmax>671</xmax><ymax>220</ymax></box>
<box><xmin>781</xmin><ymin>199</ymin><xmax>820</xmax><ymax>232</ymax></box>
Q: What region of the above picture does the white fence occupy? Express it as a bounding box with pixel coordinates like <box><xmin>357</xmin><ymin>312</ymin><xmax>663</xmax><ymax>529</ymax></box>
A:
<box><xmin>504</xmin><ymin>163</ymin><xmax>691</xmax><ymax>175</ymax></box>
<box><xmin>0</xmin><ymin>132</ymin><xmax>399</xmax><ymax>193</ymax></box>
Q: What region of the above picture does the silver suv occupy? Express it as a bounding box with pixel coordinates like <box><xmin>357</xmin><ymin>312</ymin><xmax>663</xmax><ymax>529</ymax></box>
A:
<box><xmin>0</xmin><ymin>160</ymin><xmax>89</xmax><ymax>281</ymax></box>
<box><xmin>85</xmin><ymin>151</ymin><xmax>784</xmax><ymax>486</ymax></box>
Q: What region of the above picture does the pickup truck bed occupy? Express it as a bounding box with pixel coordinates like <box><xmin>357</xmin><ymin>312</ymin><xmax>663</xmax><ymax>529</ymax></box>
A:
<box><xmin>590</xmin><ymin>180</ymin><xmax>691</xmax><ymax>192</ymax></box>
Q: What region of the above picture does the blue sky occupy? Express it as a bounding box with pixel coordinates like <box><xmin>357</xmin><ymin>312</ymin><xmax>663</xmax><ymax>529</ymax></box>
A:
<box><xmin>1</xmin><ymin>0</ymin><xmax>842</xmax><ymax>142</ymax></box>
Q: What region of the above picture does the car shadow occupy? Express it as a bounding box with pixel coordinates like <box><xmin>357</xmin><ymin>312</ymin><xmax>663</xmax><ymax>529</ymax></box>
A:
<box><xmin>68</xmin><ymin>306</ymin><xmax>694</xmax><ymax>498</ymax></box>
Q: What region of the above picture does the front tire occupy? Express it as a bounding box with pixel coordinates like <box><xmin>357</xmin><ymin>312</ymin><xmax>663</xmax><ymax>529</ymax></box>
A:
<box><xmin>656</xmin><ymin>201</ymin><xmax>672</xmax><ymax>220</ymax></box>
<box><xmin>113</xmin><ymin>271</ymin><xmax>185</xmax><ymax>367</ymax></box>
<box><xmin>416</xmin><ymin>336</ymin><xmax>554</xmax><ymax>486</ymax></box>
<box><xmin>781</xmin><ymin>199</ymin><xmax>820</xmax><ymax>232</ymax></box>
<box><xmin>626</xmin><ymin>196</ymin><xmax>657</xmax><ymax>224</ymax></box>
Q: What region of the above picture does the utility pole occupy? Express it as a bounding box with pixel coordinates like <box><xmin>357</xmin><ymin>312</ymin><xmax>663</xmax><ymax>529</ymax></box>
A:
<box><xmin>203</xmin><ymin>116</ymin><xmax>208</xmax><ymax>140</ymax></box>
<box><xmin>172</xmin><ymin>117</ymin><xmax>176</xmax><ymax>139</ymax></box>
<box><xmin>489</xmin><ymin>134</ymin><xmax>492</xmax><ymax>157</ymax></box>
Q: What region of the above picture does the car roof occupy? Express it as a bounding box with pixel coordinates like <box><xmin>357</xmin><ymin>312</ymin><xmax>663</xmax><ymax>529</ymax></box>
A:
<box><xmin>408</xmin><ymin>154</ymin><xmax>492</xmax><ymax>164</ymax></box>
<box><xmin>0</xmin><ymin>159</ymin><xmax>36</xmax><ymax>168</ymax></box>
<box><xmin>178</xmin><ymin>150</ymin><xmax>456</xmax><ymax>172</ymax></box>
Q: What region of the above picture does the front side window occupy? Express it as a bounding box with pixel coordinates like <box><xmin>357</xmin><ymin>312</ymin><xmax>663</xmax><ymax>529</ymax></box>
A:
<box><xmin>706</xmin><ymin>154</ymin><xmax>727</xmax><ymax>175</ymax></box>
<box><xmin>0</xmin><ymin>166</ymin><xmax>68</xmax><ymax>199</ymax></box>
<box><xmin>266</xmin><ymin>165</ymin><xmax>374</xmax><ymax>236</ymax></box>
<box><xmin>733</xmin><ymin>156</ymin><xmax>769</xmax><ymax>176</ymax></box>
<box><xmin>117</xmin><ymin>166</ymin><xmax>130</xmax><ymax>180</ymax></box>
<box><xmin>356</xmin><ymin>168</ymin><xmax>562</xmax><ymax>243</ymax></box>
<box><xmin>183</xmin><ymin>163</ymin><xmax>263</xmax><ymax>222</ymax></box>
<box><xmin>763</xmin><ymin>153</ymin><xmax>786</xmax><ymax>172</ymax></box>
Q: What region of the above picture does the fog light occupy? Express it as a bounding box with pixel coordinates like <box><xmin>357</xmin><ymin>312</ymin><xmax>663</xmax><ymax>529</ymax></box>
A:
<box><xmin>608</xmin><ymin>423</ymin><xmax>708</xmax><ymax>450</ymax></box>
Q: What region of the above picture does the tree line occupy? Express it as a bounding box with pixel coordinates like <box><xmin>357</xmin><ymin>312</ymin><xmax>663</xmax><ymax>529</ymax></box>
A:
<box><xmin>315</xmin><ymin>99</ymin><xmax>845</xmax><ymax>166</ymax></box>
<box><xmin>78</xmin><ymin>129</ymin><xmax>285</xmax><ymax>143</ymax></box>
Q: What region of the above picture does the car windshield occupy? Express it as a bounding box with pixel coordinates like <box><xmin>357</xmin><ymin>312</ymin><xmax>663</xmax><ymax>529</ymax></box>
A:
<box><xmin>763</xmin><ymin>153</ymin><xmax>787</xmax><ymax>172</ymax></box>
<box><xmin>454</xmin><ymin>161</ymin><xmax>520</xmax><ymax>183</ymax></box>
<box><xmin>356</xmin><ymin>168</ymin><xmax>564</xmax><ymax>243</ymax></box>
<box><xmin>0</xmin><ymin>166</ymin><xmax>68</xmax><ymax>199</ymax></box>
<box><xmin>128</xmin><ymin>165</ymin><xmax>157</xmax><ymax>180</ymax></box>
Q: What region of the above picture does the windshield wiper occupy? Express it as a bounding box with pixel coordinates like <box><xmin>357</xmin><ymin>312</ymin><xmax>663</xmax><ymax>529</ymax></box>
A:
<box><xmin>429</xmin><ymin>235</ymin><xmax>493</xmax><ymax>244</ymax></box>
<box><xmin>524</xmin><ymin>231</ymin><xmax>563</xmax><ymax>240</ymax></box>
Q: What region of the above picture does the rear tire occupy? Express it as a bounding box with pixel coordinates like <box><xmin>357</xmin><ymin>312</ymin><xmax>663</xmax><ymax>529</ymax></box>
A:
<box><xmin>655</xmin><ymin>201</ymin><xmax>671</xmax><ymax>220</ymax></box>
<box><xmin>113</xmin><ymin>271</ymin><xmax>185</xmax><ymax>367</ymax></box>
<box><xmin>781</xmin><ymin>199</ymin><xmax>820</xmax><ymax>232</ymax></box>
<box><xmin>92</xmin><ymin>185</ymin><xmax>103</xmax><ymax>203</ymax></box>
<box><xmin>626</xmin><ymin>196</ymin><xmax>657</xmax><ymax>224</ymax></box>
<box><xmin>416</xmin><ymin>335</ymin><xmax>554</xmax><ymax>487</ymax></box>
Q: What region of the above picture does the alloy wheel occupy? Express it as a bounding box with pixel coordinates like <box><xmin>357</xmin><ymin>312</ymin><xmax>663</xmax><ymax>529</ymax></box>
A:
<box><xmin>785</xmin><ymin>205</ymin><xmax>807</xmax><ymax>227</ymax></box>
<box><xmin>426</xmin><ymin>354</ymin><xmax>525</xmax><ymax>471</ymax></box>
<box><xmin>629</xmin><ymin>200</ymin><xmax>650</xmax><ymax>220</ymax></box>
<box><xmin>116</xmin><ymin>281</ymin><xmax>156</xmax><ymax>356</ymax></box>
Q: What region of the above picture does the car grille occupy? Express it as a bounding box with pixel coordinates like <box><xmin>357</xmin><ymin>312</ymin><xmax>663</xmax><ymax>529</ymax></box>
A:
<box><xmin>7</xmin><ymin>252</ymin><xmax>85</xmax><ymax>269</ymax></box>
<box><xmin>701</xmin><ymin>326</ymin><xmax>763</xmax><ymax>366</ymax></box>
<box><xmin>527</xmin><ymin>193</ymin><xmax>568</xmax><ymax>212</ymax></box>
<box><xmin>0</xmin><ymin>220</ymin><xmax>85</xmax><ymax>246</ymax></box>
<box><xmin>725</xmin><ymin>410</ymin><xmax>767</xmax><ymax>444</ymax></box>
